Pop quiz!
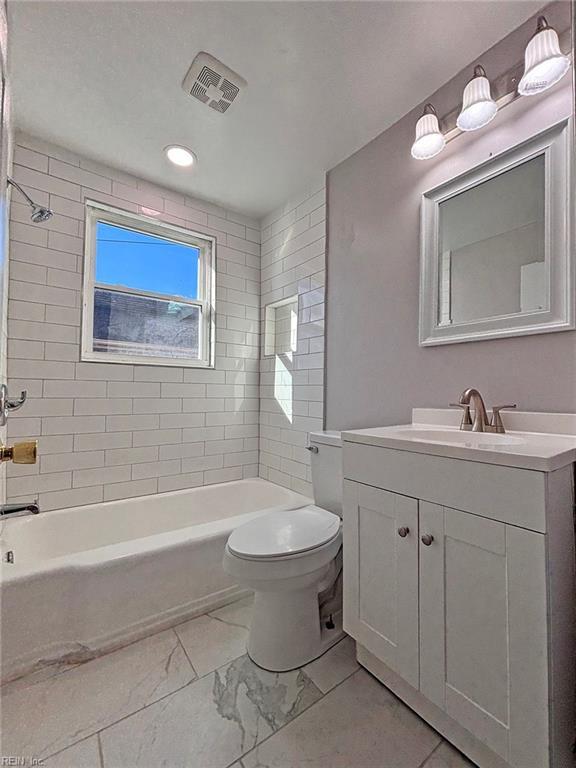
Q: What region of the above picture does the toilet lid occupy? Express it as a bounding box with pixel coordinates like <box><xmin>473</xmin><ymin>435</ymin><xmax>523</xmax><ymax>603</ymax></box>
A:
<box><xmin>228</xmin><ymin>505</ymin><xmax>341</xmax><ymax>559</ymax></box>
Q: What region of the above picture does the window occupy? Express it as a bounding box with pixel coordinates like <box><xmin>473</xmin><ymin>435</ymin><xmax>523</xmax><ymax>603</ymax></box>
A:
<box><xmin>82</xmin><ymin>201</ymin><xmax>215</xmax><ymax>367</ymax></box>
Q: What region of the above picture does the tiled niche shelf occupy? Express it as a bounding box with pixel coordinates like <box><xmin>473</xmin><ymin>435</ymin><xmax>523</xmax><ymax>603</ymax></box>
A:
<box><xmin>263</xmin><ymin>296</ymin><xmax>298</xmax><ymax>357</ymax></box>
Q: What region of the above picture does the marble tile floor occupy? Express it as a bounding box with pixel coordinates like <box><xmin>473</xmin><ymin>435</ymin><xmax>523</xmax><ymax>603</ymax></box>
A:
<box><xmin>1</xmin><ymin>595</ymin><xmax>476</xmax><ymax>768</ymax></box>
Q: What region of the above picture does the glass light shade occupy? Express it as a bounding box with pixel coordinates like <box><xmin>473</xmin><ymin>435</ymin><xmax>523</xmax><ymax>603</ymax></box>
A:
<box><xmin>457</xmin><ymin>72</ymin><xmax>498</xmax><ymax>131</ymax></box>
<box><xmin>518</xmin><ymin>23</ymin><xmax>570</xmax><ymax>96</ymax></box>
<box><xmin>411</xmin><ymin>111</ymin><xmax>445</xmax><ymax>160</ymax></box>
<box><xmin>165</xmin><ymin>145</ymin><xmax>196</xmax><ymax>167</ymax></box>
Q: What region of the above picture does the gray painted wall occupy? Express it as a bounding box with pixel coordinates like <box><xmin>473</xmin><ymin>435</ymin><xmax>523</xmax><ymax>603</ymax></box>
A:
<box><xmin>326</xmin><ymin>3</ymin><xmax>574</xmax><ymax>430</ymax></box>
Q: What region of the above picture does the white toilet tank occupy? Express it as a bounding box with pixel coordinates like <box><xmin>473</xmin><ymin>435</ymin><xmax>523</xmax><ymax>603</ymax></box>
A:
<box><xmin>309</xmin><ymin>431</ymin><xmax>342</xmax><ymax>518</ymax></box>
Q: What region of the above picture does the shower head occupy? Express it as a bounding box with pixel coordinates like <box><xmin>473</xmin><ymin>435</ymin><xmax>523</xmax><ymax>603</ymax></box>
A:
<box><xmin>30</xmin><ymin>205</ymin><xmax>53</xmax><ymax>224</ymax></box>
<box><xmin>7</xmin><ymin>177</ymin><xmax>53</xmax><ymax>223</ymax></box>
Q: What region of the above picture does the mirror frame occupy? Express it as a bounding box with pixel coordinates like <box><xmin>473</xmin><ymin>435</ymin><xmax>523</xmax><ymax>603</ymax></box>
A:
<box><xmin>419</xmin><ymin>119</ymin><xmax>573</xmax><ymax>346</ymax></box>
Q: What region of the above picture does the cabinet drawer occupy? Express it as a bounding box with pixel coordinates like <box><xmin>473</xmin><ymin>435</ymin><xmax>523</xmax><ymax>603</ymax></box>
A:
<box><xmin>343</xmin><ymin>441</ymin><xmax>547</xmax><ymax>532</ymax></box>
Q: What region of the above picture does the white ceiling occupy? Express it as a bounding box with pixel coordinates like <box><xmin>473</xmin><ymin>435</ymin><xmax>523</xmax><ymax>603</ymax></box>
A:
<box><xmin>8</xmin><ymin>0</ymin><xmax>542</xmax><ymax>219</ymax></box>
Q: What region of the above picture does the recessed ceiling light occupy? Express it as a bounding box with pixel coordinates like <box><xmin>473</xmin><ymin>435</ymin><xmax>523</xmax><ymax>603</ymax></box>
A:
<box><xmin>164</xmin><ymin>145</ymin><xmax>196</xmax><ymax>168</ymax></box>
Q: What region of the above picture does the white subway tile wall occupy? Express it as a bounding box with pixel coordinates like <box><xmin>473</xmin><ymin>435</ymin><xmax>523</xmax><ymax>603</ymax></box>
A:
<box><xmin>6</xmin><ymin>134</ymin><xmax>261</xmax><ymax>510</ymax></box>
<box><xmin>259</xmin><ymin>181</ymin><xmax>326</xmax><ymax>497</ymax></box>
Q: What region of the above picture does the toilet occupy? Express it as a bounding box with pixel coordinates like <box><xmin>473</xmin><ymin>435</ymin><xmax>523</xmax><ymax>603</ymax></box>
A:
<box><xmin>223</xmin><ymin>430</ymin><xmax>343</xmax><ymax>671</ymax></box>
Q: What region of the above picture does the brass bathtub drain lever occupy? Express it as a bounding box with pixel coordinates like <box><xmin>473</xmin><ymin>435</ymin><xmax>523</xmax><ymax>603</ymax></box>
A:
<box><xmin>0</xmin><ymin>440</ymin><xmax>38</xmax><ymax>464</ymax></box>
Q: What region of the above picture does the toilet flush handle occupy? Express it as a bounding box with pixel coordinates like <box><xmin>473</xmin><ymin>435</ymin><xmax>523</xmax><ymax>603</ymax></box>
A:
<box><xmin>305</xmin><ymin>445</ymin><xmax>319</xmax><ymax>453</ymax></box>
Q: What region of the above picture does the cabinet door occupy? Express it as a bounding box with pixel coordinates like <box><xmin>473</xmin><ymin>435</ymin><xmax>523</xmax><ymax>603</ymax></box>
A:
<box><xmin>343</xmin><ymin>480</ymin><xmax>419</xmax><ymax>687</ymax></box>
<box><xmin>419</xmin><ymin>502</ymin><xmax>549</xmax><ymax>767</ymax></box>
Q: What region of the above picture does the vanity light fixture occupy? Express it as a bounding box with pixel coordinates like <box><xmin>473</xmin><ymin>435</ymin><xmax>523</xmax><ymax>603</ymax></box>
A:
<box><xmin>518</xmin><ymin>16</ymin><xmax>571</xmax><ymax>96</ymax></box>
<box><xmin>164</xmin><ymin>145</ymin><xmax>196</xmax><ymax>168</ymax></box>
<box><xmin>411</xmin><ymin>104</ymin><xmax>446</xmax><ymax>160</ymax></box>
<box><xmin>456</xmin><ymin>65</ymin><xmax>498</xmax><ymax>131</ymax></box>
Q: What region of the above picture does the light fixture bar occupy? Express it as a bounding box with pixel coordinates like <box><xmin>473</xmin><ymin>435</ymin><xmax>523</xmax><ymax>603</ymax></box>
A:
<box><xmin>439</xmin><ymin>23</ymin><xmax>570</xmax><ymax>145</ymax></box>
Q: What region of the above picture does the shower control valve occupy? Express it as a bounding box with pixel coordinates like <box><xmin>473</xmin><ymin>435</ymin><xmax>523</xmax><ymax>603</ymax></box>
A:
<box><xmin>0</xmin><ymin>440</ymin><xmax>38</xmax><ymax>464</ymax></box>
<box><xmin>0</xmin><ymin>383</ymin><xmax>28</xmax><ymax>426</ymax></box>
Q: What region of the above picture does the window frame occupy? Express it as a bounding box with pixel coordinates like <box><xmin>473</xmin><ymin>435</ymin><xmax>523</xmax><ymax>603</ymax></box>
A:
<box><xmin>82</xmin><ymin>200</ymin><xmax>216</xmax><ymax>368</ymax></box>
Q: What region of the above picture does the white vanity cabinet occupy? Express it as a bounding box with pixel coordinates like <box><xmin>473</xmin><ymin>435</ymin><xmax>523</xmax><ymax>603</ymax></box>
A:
<box><xmin>343</xmin><ymin>437</ymin><xmax>575</xmax><ymax>768</ymax></box>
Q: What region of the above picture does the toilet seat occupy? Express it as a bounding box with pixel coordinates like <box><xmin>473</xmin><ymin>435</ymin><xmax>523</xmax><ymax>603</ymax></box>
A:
<box><xmin>227</xmin><ymin>505</ymin><xmax>341</xmax><ymax>561</ymax></box>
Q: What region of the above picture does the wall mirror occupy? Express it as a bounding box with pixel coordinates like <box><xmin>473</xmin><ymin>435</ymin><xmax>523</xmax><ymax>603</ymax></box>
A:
<box><xmin>419</xmin><ymin>119</ymin><xmax>572</xmax><ymax>346</ymax></box>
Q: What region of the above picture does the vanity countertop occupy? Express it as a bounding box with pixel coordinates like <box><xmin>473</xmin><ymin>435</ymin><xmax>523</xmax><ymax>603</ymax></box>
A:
<box><xmin>342</xmin><ymin>410</ymin><xmax>576</xmax><ymax>472</ymax></box>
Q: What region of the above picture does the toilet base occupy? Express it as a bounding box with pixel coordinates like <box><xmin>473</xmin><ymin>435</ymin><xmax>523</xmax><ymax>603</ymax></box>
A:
<box><xmin>223</xmin><ymin>532</ymin><xmax>344</xmax><ymax>673</ymax></box>
<box><xmin>246</xmin><ymin>561</ymin><xmax>344</xmax><ymax>673</ymax></box>
<box><xmin>247</xmin><ymin>593</ymin><xmax>346</xmax><ymax>672</ymax></box>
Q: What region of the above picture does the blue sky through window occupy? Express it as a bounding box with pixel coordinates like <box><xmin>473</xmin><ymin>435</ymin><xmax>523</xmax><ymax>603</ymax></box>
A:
<box><xmin>95</xmin><ymin>221</ymin><xmax>199</xmax><ymax>300</ymax></box>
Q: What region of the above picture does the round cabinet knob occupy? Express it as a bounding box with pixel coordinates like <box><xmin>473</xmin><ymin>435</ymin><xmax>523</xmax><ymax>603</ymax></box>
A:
<box><xmin>398</xmin><ymin>527</ymin><xmax>410</xmax><ymax>538</ymax></box>
<box><xmin>421</xmin><ymin>533</ymin><xmax>434</xmax><ymax>546</ymax></box>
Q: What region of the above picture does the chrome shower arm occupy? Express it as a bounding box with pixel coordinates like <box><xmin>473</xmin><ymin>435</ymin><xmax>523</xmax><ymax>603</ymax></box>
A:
<box><xmin>7</xmin><ymin>177</ymin><xmax>53</xmax><ymax>223</ymax></box>
<box><xmin>7</xmin><ymin>177</ymin><xmax>36</xmax><ymax>208</ymax></box>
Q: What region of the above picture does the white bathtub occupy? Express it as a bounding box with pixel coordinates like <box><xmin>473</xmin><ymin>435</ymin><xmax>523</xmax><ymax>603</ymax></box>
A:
<box><xmin>0</xmin><ymin>478</ymin><xmax>310</xmax><ymax>683</ymax></box>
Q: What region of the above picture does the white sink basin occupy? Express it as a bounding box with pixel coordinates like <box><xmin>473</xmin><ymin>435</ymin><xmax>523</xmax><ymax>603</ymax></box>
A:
<box><xmin>342</xmin><ymin>421</ymin><xmax>576</xmax><ymax>471</ymax></box>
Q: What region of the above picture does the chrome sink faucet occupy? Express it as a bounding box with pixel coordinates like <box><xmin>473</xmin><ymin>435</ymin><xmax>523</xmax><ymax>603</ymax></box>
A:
<box><xmin>459</xmin><ymin>388</ymin><xmax>489</xmax><ymax>432</ymax></box>
<box><xmin>452</xmin><ymin>388</ymin><xmax>516</xmax><ymax>433</ymax></box>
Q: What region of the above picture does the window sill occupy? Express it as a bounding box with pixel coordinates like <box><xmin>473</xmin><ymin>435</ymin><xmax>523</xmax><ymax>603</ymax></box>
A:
<box><xmin>80</xmin><ymin>350</ymin><xmax>215</xmax><ymax>369</ymax></box>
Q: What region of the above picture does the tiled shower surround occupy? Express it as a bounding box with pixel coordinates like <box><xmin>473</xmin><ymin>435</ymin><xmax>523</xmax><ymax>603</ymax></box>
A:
<box><xmin>5</xmin><ymin>134</ymin><xmax>326</xmax><ymax>509</ymax></box>
<box><xmin>259</xmin><ymin>183</ymin><xmax>326</xmax><ymax>497</ymax></box>
<box><xmin>6</xmin><ymin>134</ymin><xmax>261</xmax><ymax>509</ymax></box>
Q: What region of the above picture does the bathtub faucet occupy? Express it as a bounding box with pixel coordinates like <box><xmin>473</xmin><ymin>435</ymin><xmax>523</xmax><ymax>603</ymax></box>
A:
<box><xmin>0</xmin><ymin>499</ymin><xmax>40</xmax><ymax>517</ymax></box>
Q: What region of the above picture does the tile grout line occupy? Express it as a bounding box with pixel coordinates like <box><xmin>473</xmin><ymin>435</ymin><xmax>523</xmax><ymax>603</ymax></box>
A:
<box><xmin>207</xmin><ymin>612</ymin><xmax>251</xmax><ymax>631</ymax></box>
<box><xmin>172</xmin><ymin>626</ymin><xmax>199</xmax><ymax>681</ymax></box>
<box><xmin>40</xmin><ymin>640</ymin><xmax>345</xmax><ymax>766</ymax></box>
<box><xmin>31</xmin><ymin>631</ymin><xmax>201</xmax><ymax>764</ymax></box>
<box><xmin>357</xmin><ymin>664</ymin><xmax>448</xmax><ymax>766</ymax></box>
<box><xmin>415</xmin><ymin>740</ymin><xmax>444</xmax><ymax>768</ymax></box>
<box><xmin>225</xmin><ymin>759</ymin><xmax>246</xmax><ymax>768</ymax></box>
<box><xmin>94</xmin><ymin>654</ymin><xmax>330</xmax><ymax>768</ymax></box>
<box><xmin>34</xmin><ymin>733</ymin><xmax>104</xmax><ymax>768</ymax></box>
<box><xmin>18</xmin><ymin>604</ymin><xmax>359</xmax><ymax>768</ymax></box>
<box><xmin>38</xmin><ymin>634</ymin><xmax>258</xmax><ymax>763</ymax></box>
<box><xmin>235</xmin><ymin>666</ymin><xmax>362</xmax><ymax>768</ymax></box>
<box><xmin>40</xmin><ymin>677</ymin><xmax>197</xmax><ymax>764</ymax></box>
<box><xmin>96</xmin><ymin>732</ymin><xmax>104</xmax><ymax>768</ymax></box>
